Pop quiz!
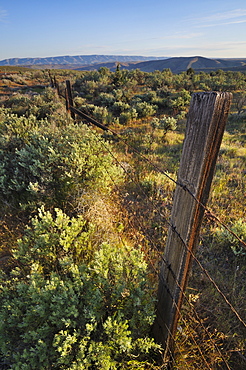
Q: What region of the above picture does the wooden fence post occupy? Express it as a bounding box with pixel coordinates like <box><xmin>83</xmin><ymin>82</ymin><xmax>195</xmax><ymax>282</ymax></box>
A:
<box><xmin>48</xmin><ymin>70</ymin><xmax>54</xmax><ymax>88</ymax></box>
<box><xmin>65</xmin><ymin>80</ymin><xmax>76</xmax><ymax>120</ymax></box>
<box><xmin>53</xmin><ymin>76</ymin><xmax>60</xmax><ymax>96</ymax></box>
<box><xmin>153</xmin><ymin>92</ymin><xmax>232</xmax><ymax>364</ymax></box>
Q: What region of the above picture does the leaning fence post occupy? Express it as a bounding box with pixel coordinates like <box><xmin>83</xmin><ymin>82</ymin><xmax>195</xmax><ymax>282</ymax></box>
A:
<box><xmin>48</xmin><ymin>70</ymin><xmax>54</xmax><ymax>88</ymax></box>
<box><xmin>153</xmin><ymin>92</ymin><xmax>232</xmax><ymax>365</ymax></box>
<box><xmin>65</xmin><ymin>80</ymin><xmax>76</xmax><ymax>120</ymax></box>
<box><xmin>53</xmin><ymin>76</ymin><xmax>60</xmax><ymax>96</ymax></box>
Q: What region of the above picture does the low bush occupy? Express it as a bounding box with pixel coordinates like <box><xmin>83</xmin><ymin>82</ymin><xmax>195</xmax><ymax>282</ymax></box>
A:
<box><xmin>0</xmin><ymin>208</ymin><xmax>160</xmax><ymax>369</ymax></box>
<box><xmin>0</xmin><ymin>109</ymin><xmax>122</xmax><ymax>214</ymax></box>
<box><xmin>214</xmin><ymin>219</ymin><xmax>246</xmax><ymax>257</ymax></box>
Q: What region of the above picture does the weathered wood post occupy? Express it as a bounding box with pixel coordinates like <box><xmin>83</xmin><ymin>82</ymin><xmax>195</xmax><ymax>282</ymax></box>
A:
<box><xmin>65</xmin><ymin>80</ymin><xmax>76</xmax><ymax>120</ymax></box>
<box><xmin>53</xmin><ymin>76</ymin><xmax>60</xmax><ymax>96</ymax></box>
<box><xmin>48</xmin><ymin>70</ymin><xmax>54</xmax><ymax>88</ymax></box>
<box><xmin>153</xmin><ymin>92</ymin><xmax>232</xmax><ymax>365</ymax></box>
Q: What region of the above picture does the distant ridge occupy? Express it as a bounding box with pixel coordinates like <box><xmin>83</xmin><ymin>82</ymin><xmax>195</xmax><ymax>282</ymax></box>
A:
<box><xmin>0</xmin><ymin>54</ymin><xmax>165</xmax><ymax>67</ymax></box>
<box><xmin>0</xmin><ymin>55</ymin><xmax>245</xmax><ymax>73</ymax></box>
<box><xmin>117</xmin><ymin>56</ymin><xmax>246</xmax><ymax>73</ymax></box>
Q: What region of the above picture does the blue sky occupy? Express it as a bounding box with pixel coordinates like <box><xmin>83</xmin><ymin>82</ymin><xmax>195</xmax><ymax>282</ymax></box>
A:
<box><xmin>0</xmin><ymin>0</ymin><xmax>246</xmax><ymax>60</ymax></box>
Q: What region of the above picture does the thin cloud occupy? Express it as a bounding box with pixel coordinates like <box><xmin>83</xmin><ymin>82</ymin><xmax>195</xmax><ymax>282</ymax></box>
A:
<box><xmin>201</xmin><ymin>9</ymin><xmax>246</xmax><ymax>22</ymax></box>
<box><xmin>0</xmin><ymin>8</ymin><xmax>7</xmax><ymax>22</ymax></box>
<box><xmin>142</xmin><ymin>40</ymin><xmax>246</xmax><ymax>58</ymax></box>
<box><xmin>159</xmin><ymin>32</ymin><xmax>203</xmax><ymax>40</ymax></box>
<box><xmin>199</xmin><ymin>9</ymin><xmax>246</xmax><ymax>28</ymax></box>
<box><xmin>198</xmin><ymin>18</ymin><xmax>246</xmax><ymax>28</ymax></box>
<box><xmin>78</xmin><ymin>32</ymin><xmax>203</xmax><ymax>50</ymax></box>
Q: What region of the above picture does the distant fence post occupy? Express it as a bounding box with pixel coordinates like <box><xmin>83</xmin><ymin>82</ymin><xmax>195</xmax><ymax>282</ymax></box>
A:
<box><xmin>53</xmin><ymin>76</ymin><xmax>60</xmax><ymax>96</ymax></box>
<box><xmin>153</xmin><ymin>92</ymin><xmax>232</xmax><ymax>365</ymax></box>
<box><xmin>65</xmin><ymin>80</ymin><xmax>76</xmax><ymax>120</ymax></box>
<box><xmin>48</xmin><ymin>70</ymin><xmax>54</xmax><ymax>88</ymax></box>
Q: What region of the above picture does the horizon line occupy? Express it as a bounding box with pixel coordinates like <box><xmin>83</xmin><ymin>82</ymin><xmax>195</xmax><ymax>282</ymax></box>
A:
<box><xmin>1</xmin><ymin>54</ymin><xmax>246</xmax><ymax>62</ymax></box>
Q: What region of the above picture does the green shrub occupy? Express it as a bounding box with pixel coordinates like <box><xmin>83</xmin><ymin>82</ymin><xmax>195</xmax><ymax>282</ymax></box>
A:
<box><xmin>4</xmin><ymin>94</ymin><xmax>31</xmax><ymax>116</ymax></box>
<box><xmin>214</xmin><ymin>219</ymin><xmax>246</xmax><ymax>256</ymax></box>
<box><xmin>134</xmin><ymin>101</ymin><xmax>157</xmax><ymax>119</ymax></box>
<box><xmin>3</xmin><ymin>88</ymin><xmax>63</xmax><ymax>120</ymax></box>
<box><xmin>0</xmin><ymin>110</ymin><xmax>122</xmax><ymax>213</ymax></box>
<box><xmin>150</xmin><ymin>116</ymin><xmax>177</xmax><ymax>138</ymax></box>
<box><xmin>0</xmin><ymin>208</ymin><xmax>160</xmax><ymax>369</ymax></box>
<box><xmin>119</xmin><ymin>108</ymin><xmax>138</xmax><ymax>125</ymax></box>
<box><xmin>111</xmin><ymin>101</ymin><xmax>130</xmax><ymax>116</ymax></box>
<box><xmin>92</xmin><ymin>105</ymin><xmax>109</xmax><ymax>124</ymax></box>
<box><xmin>159</xmin><ymin>116</ymin><xmax>177</xmax><ymax>135</ymax></box>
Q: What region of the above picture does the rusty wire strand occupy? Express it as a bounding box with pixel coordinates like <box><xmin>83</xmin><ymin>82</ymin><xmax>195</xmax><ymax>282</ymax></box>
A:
<box><xmin>86</xmin><ymin>124</ymin><xmax>234</xmax><ymax>370</ymax></box>
<box><xmin>90</xmin><ymin>122</ymin><xmax>246</xmax><ymax>330</ymax></box>
<box><xmin>54</xmin><ymin>78</ymin><xmax>246</xmax><ymax>250</ymax></box>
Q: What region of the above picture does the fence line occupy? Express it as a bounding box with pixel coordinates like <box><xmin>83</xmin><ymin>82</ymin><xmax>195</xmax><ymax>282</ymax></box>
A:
<box><xmin>52</xmin><ymin>76</ymin><xmax>246</xmax><ymax>321</ymax></box>
<box><xmin>85</xmin><ymin>123</ymin><xmax>233</xmax><ymax>370</ymax></box>
<box><xmin>50</xmin><ymin>75</ymin><xmax>245</xmax><ymax>367</ymax></box>
<box><xmin>54</xmin><ymin>78</ymin><xmax>246</xmax><ymax>251</ymax></box>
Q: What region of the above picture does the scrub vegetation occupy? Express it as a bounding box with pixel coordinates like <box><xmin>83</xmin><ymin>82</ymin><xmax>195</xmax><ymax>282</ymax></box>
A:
<box><xmin>0</xmin><ymin>66</ymin><xmax>245</xmax><ymax>369</ymax></box>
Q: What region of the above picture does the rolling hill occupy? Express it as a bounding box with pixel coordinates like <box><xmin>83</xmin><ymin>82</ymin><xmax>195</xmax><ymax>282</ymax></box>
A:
<box><xmin>122</xmin><ymin>56</ymin><xmax>246</xmax><ymax>73</ymax></box>
<box><xmin>0</xmin><ymin>55</ymin><xmax>246</xmax><ymax>73</ymax></box>
<box><xmin>0</xmin><ymin>54</ymin><xmax>164</xmax><ymax>67</ymax></box>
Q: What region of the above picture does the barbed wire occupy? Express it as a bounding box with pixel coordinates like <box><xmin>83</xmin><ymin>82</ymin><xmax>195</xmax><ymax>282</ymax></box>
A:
<box><xmin>85</xmin><ymin>123</ymin><xmax>234</xmax><ymax>370</ymax></box>
<box><xmin>55</xmin><ymin>78</ymin><xmax>246</xmax><ymax>297</ymax></box>
<box><xmin>84</xmin><ymin>120</ymin><xmax>246</xmax><ymax>331</ymax></box>
<box><xmin>54</xmin><ymin>78</ymin><xmax>246</xmax><ymax>251</ymax></box>
<box><xmin>0</xmin><ymin>73</ymin><xmax>244</xmax><ymax>368</ymax></box>
<box><xmin>51</xmin><ymin>77</ymin><xmax>245</xmax><ymax>367</ymax></box>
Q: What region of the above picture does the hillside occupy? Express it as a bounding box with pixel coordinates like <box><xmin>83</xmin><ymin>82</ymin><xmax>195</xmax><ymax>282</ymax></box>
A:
<box><xmin>1</xmin><ymin>54</ymin><xmax>246</xmax><ymax>73</ymax></box>
<box><xmin>75</xmin><ymin>56</ymin><xmax>246</xmax><ymax>73</ymax></box>
<box><xmin>75</xmin><ymin>61</ymin><xmax>139</xmax><ymax>72</ymax></box>
<box><xmin>0</xmin><ymin>54</ymin><xmax>164</xmax><ymax>67</ymax></box>
<box><xmin>0</xmin><ymin>66</ymin><xmax>246</xmax><ymax>369</ymax></box>
<box><xmin>118</xmin><ymin>56</ymin><xmax>246</xmax><ymax>73</ymax></box>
